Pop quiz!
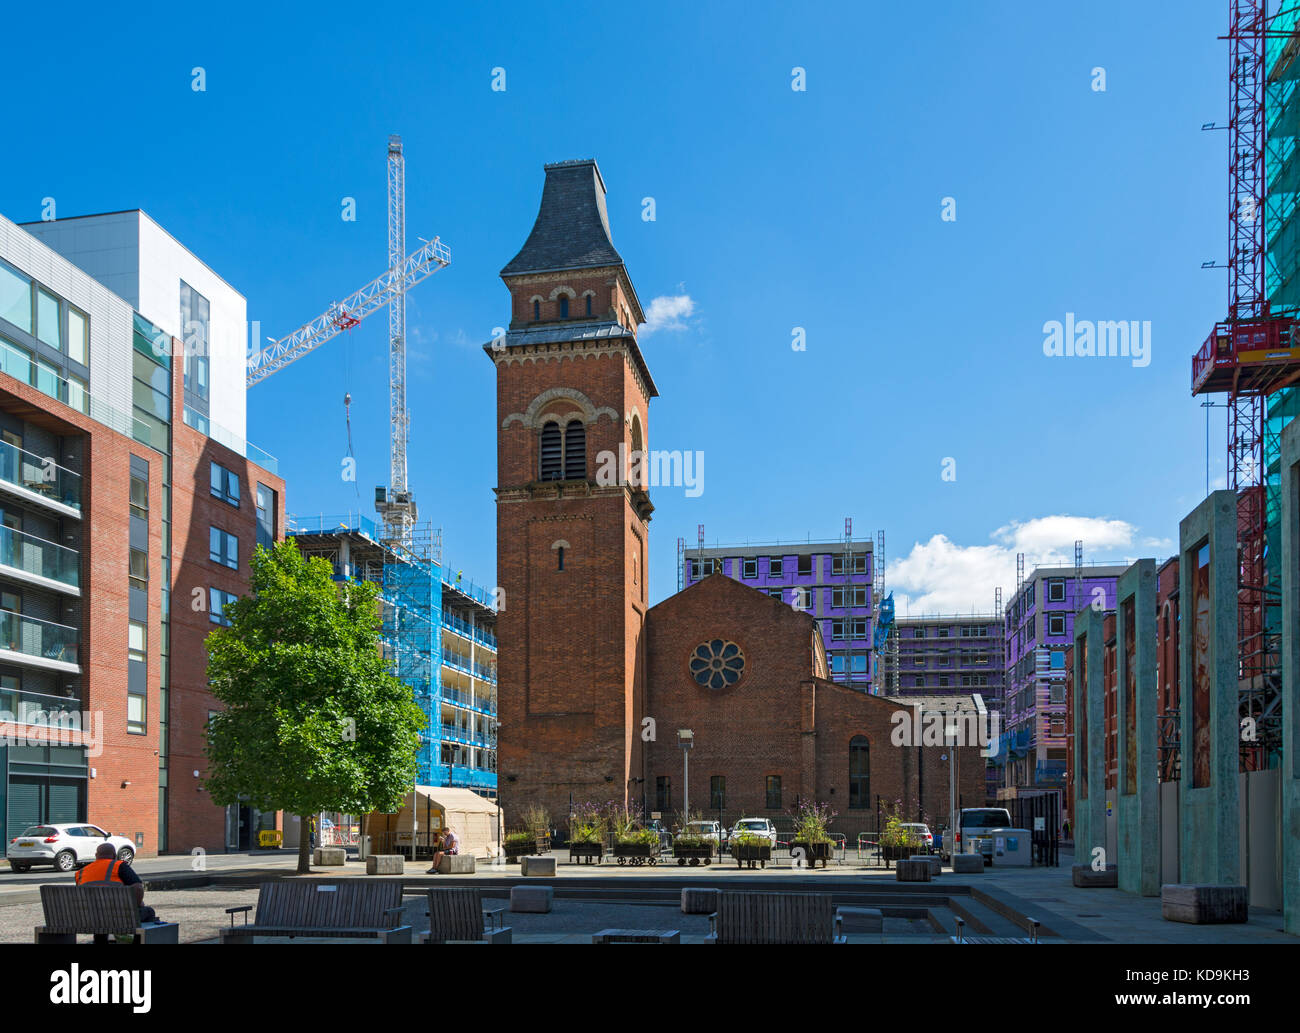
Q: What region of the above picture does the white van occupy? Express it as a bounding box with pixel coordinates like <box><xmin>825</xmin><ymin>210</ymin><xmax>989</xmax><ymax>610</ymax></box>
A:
<box><xmin>940</xmin><ymin>807</ymin><xmax>1012</xmax><ymax>863</ymax></box>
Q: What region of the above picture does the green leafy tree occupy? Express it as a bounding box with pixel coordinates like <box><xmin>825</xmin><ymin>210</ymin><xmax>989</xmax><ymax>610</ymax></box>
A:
<box><xmin>204</xmin><ymin>540</ymin><xmax>426</xmax><ymax>873</ymax></box>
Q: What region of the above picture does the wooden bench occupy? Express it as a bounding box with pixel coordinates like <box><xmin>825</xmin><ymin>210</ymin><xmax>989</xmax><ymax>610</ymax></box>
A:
<box><xmin>221</xmin><ymin>880</ymin><xmax>411</xmax><ymax>943</ymax></box>
<box><xmin>36</xmin><ymin>884</ymin><xmax>179</xmax><ymax>944</ymax></box>
<box><xmin>592</xmin><ymin>928</ymin><xmax>679</xmax><ymax>944</ymax></box>
<box><xmin>707</xmin><ymin>891</ymin><xmax>845</xmax><ymax>944</ymax></box>
<box><xmin>425</xmin><ymin>887</ymin><xmax>511</xmax><ymax>943</ymax></box>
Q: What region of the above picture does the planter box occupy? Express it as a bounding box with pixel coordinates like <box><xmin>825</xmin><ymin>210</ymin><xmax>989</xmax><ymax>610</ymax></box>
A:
<box><xmin>673</xmin><ymin>844</ymin><xmax>715</xmax><ymax>867</ymax></box>
<box><xmin>504</xmin><ymin>843</ymin><xmax>534</xmax><ymax>863</ymax></box>
<box><xmin>569</xmin><ymin>842</ymin><xmax>603</xmax><ymax>864</ymax></box>
<box><xmin>791</xmin><ymin>841</ymin><xmax>833</xmax><ymax>868</ymax></box>
<box><xmin>882</xmin><ymin>844</ymin><xmax>924</xmax><ymax>863</ymax></box>
<box><xmin>613</xmin><ymin>843</ymin><xmax>657</xmax><ymax>866</ymax></box>
<box><xmin>730</xmin><ymin>844</ymin><xmax>771</xmax><ymax>869</ymax></box>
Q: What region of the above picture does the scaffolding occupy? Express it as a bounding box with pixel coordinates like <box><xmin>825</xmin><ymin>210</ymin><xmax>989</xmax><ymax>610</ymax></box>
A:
<box><xmin>382</xmin><ymin>533</ymin><xmax>442</xmax><ymax>785</ymax></box>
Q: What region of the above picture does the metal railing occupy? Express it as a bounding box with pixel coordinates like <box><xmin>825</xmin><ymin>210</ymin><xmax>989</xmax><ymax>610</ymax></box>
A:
<box><xmin>439</xmin><ymin>684</ymin><xmax>495</xmax><ymax>714</ymax></box>
<box><xmin>441</xmin><ymin>650</ymin><xmax>497</xmax><ymax>683</ymax></box>
<box><xmin>0</xmin><ymin>524</ymin><xmax>79</xmax><ymax>587</ymax></box>
<box><xmin>441</xmin><ymin>610</ymin><xmax>497</xmax><ymax>650</ymax></box>
<box><xmin>0</xmin><ymin>609</ymin><xmax>79</xmax><ymax>664</ymax></box>
<box><xmin>0</xmin><ymin>439</ymin><xmax>81</xmax><ymax>511</ymax></box>
<box><xmin>0</xmin><ymin>685</ymin><xmax>82</xmax><ymax>726</ymax></box>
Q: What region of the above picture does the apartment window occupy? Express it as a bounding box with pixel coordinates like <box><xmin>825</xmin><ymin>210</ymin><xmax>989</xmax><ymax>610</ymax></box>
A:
<box><xmin>67</xmin><ymin>307</ymin><xmax>87</xmax><ymax>366</ymax></box>
<box><xmin>938</xmin><ymin>655</ymin><xmax>951</xmax><ymax>667</ymax></box>
<box><xmin>655</xmin><ymin>775</ymin><xmax>671</xmax><ymax>812</ymax></box>
<box><xmin>831</xmin><ymin>620</ymin><xmax>846</xmax><ymax>641</ymax></box>
<box><xmin>797</xmin><ymin>554</ymin><xmax>812</xmax><ymax>576</ymax></box>
<box><xmin>767</xmin><ymin>588</ymin><xmax>783</xmax><ymax>600</ymax></box>
<box><xmin>1026</xmin><ymin>615</ymin><xmax>1036</xmax><ymax>638</ymax></box>
<box><xmin>180</xmin><ymin>281</ymin><xmax>210</xmax><ymax>405</ymax></box>
<box><xmin>742</xmin><ymin>557</ymin><xmax>758</xmax><ymax>579</ymax></box>
<box><xmin>129</xmin><ymin>471</ymin><xmax>148</xmax><ymax>520</ymax></box>
<box><xmin>937</xmin><ymin>627</ymin><xmax>950</xmax><ymax>638</ymax></box>
<box><xmin>973</xmin><ymin>653</ymin><xmax>990</xmax><ymax>666</ymax></box>
<box><xmin>710</xmin><ymin>775</ymin><xmax>725</xmax><ymax>810</ymax></box>
<box><xmin>35</xmin><ymin>289</ymin><xmax>61</xmax><ymax>350</ymax></box>
<box><xmin>851</xmin><ymin>654</ymin><xmax>867</xmax><ymax>673</ymax></box>
<box><xmin>127</xmin><ymin>692</ymin><xmax>146</xmax><ymax>735</ymax></box>
<box><xmin>689</xmin><ymin>560</ymin><xmax>699</xmax><ymax>579</ymax></box>
<box><xmin>765</xmin><ymin>775</ymin><xmax>782</xmax><ymax>810</ymax></box>
<box><xmin>938</xmin><ymin>675</ymin><xmax>950</xmax><ymax>687</ymax></box>
<box><xmin>848</xmin><ymin>736</ymin><xmax>870</xmax><ymax>809</ymax></box>
<box><xmin>66</xmin><ymin>374</ymin><xmax>88</xmax><ymax>415</ymax></box>
<box><xmin>702</xmin><ymin>558</ymin><xmax>718</xmax><ymax>576</ymax></box>
<box><xmin>128</xmin><ymin>621</ymin><xmax>147</xmax><ymax>663</ymax></box>
<box><xmin>210</xmin><ymin>462</ymin><xmax>240</xmax><ymax>506</ymax></box>
<box><xmin>914</xmin><ymin>656</ymin><xmax>925</xmax><ymax>667</ymax></box>
<box><xmin>0</xmin><ymin>261</ymin><xmax>33</xmax><ymax>333</ymax></box>
<box><xmin>1048</xmin><ymin>613</ymin><xmax>1066</xmax><ymax>636</ymax></box>
<box><xmin>209</xmin><ymin>588</ymin><xmax>238</xmax><ymax>626</ymax></box>
<box><xmin>830</xmin><ymin>655</ymin><xmax>845</xmax><ymax>674</ymax></box>
<box><xmin>210</xmin><ymin>527</ymin><xmax>239</xmax><ymax>570</ymax></box>
<box><xmin>850</xmin><ymin>618</ymin><xmax>868</xmax><ymax>639</ymax></box>
<box><xmin>1024</xmin><ymin>583</ymin><xmax>1035</xmax><ymax>607</ymax></box>
<box><xmin>0</xmin><ymin>336</ymin><xmax>32</xmax><ymax>384</ymax></box>
<box><xmin>256</xmin><ymin>483</ymin><xmax>276</xmax><ymax>550</ymax></box>
<box><xmin>854</xmin><ymin>554</ymin><xmax>867</xmax><ymax>575</ymax></box>
<box><xmin>1047</xmin><ymin>579</ymin><xmax>1066</xmax><ymax>602</ymax></box>
<box><xmin>768</xmin><ymin>557</ymin><xmax>783</xmax><ymax>577</ymax></box>
<box><xmin>913</xmin><ymin>627</ymin><xmax>926</xmax><ymax>639</ymax></box>
<box><xmin>129</xmin><ymin>549</ymin><xmax>148</xmax><ymax>590</ymax></box>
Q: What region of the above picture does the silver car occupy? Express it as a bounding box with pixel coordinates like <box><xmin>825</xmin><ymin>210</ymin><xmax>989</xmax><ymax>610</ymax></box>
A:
<box><xmin>7</xmin><ymin>823</ymin><xmax>137</xmax><ymax>873</ymax></box>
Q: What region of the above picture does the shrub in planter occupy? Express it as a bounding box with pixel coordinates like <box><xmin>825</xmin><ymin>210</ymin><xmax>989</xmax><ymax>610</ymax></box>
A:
<box><xmin>730</xmin><ymin>832</ymin><xmax>771</xmax><ymax>868</ymax></box>
<box><xmin>672</xmin><ymin>834</ymin><xmax>714</xmax><ymax>866</ymax></box>
<box><xmin>614</xmin><ymin>826</ymin><xmax>660</xmax><ymax>865</ymax></box>
<box><xmin>879</xmin><ymin>803</ymin><xmax>923</xmax><ymax>864</ymax></box>
<box><xmin>504</xmin><ymin>832</ymin><xmax>533</xmax><ymax>861</ymax></box>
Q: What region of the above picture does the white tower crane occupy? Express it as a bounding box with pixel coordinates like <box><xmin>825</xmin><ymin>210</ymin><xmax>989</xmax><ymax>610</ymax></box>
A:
<box><xmin>246</xmin><ymin>135</ymin><xmax>447</xmax><ymax>556</ymax></box>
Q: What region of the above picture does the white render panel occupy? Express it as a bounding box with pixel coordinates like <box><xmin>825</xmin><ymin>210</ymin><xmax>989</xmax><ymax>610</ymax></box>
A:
<box><xmin>135</xmin><ymin>213</ymin><xmax>246</xmax><ymax>441</ymax></box>
<box><xmin>0</xmin><ymin>213</ymin><xmax>135</xmax><ymax>432</ymax></box>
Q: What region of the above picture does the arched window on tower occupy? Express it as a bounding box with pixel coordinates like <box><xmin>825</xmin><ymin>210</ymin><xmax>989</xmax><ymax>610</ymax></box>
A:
<box><xmin>533</xmin><ymin>299</ymin><xmax>540</xmax><ymax>320</ymax></box>
<box><xmin>564</xmin><ymin>419</ymin><xmax>586</xmax><ymax>480</ymax></box>
<box><xmin>559</xmin><ymin>295</ymin><xmax>569</xmax><ymax>319</ymax></box>
<box><xmin>848</xmin><ymin>735</ymin><xmax>870</xmax><ymax>810</ymax></box>
<box><xmin>539</xmin><ymin>421</ymin><xmax>562</xmax><ymax>480</ymax></box>
<box><xmin>585</xmin><ymin>294</ymin><xmax>592</xmax><ymax>317</ymax></box>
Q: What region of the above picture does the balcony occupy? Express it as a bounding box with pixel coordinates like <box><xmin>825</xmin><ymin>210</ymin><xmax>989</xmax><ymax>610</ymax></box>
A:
<box><xmin>0</xmin><ymin>440</ymin><xmax>81</xmax><ymax>517</ymax></box>
<box><xmin>440</xmin><ymin>684</ymin><xmax>495</xmax><ymax>714</ymax></box>
<box><xmin>0</xmin><ymin>610</ymin><xmax>80</xmax><ymax>672</ymax></box>
<box><xmin>0</xmin><ymin>525</ymin><xmax>79</xmax><ymax>594</ymax></box>
<box><xmin>441</xmin><ymin>611</ymin><xmax>497</xmax><ymax>651</ymax></box>
<box><xmin>442</xmin><ymin>650</ymin><xmax>497</xmax><ymax>684</ymax></box>
<box><xmin>0</xmin><ymin>685</ymin><xmax>82</xmax><ymax>727</ymax></box>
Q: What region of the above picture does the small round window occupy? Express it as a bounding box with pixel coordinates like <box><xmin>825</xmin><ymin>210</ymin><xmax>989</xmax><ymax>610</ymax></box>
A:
<box><xmin>689</xmin><ymin>639</ymin><xmax>745</xmax><ymax>689</ymax></box>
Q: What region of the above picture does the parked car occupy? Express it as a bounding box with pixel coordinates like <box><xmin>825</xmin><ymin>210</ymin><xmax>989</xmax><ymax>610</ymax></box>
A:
<box><xmin>728</xmin><ymin>817</ymin><xmax>778</xmax><ymax>847</ymax></box>
<box><xmin>939</xmin><ymin>807</ymin><xmax>1012</xmax><ymax>863</ymax></box>
<box><xmin>680</xmin><ymin>820</ymin><xmax>722</xmax><ymax>844</ymax></box>
<box><xmin>7</xmin><ymin>824</ymin><xmax>136</xmax><ymax>873</ymax></box>
<box><xmin>900</xmin><ymin>822</ymin><xmax>934</xmax><ymax>854</ymax></box>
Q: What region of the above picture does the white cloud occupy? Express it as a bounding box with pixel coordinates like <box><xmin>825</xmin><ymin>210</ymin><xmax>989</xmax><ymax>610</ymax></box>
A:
<box><xmin>641</xmin><ymin>294</ymin><xmax>694</xmax><ymax>335</ymax></box>
<box><xmin>886</xmin><ymin>514</ymin><xmax>1169</xmax><ymax>617</ymax></box>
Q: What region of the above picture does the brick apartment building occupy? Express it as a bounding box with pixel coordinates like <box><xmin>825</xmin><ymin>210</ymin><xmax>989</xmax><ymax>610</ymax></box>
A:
<box><xmin>0</xmin><ymin>210</ymin><xmax>283</xmax><ymax>857</ymax></box>
<box><xmin>489</xmin><ymin>160</ymin><xmax>983</xmax><ymax>836</ymax></box>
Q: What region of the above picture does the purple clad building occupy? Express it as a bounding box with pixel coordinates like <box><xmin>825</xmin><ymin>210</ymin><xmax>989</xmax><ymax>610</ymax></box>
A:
<box><xmin>683</xmin><ymin>540</ymin><xmax>873</xmax><ymax>691</ymax></box>
<box><xmin>889</xmin><ymin>616</ymin><xmax>1004</xmax><ymax>700</ymax></box>
<box><xmin>995</xmin><ymin>563</ymin><xmax>1127</xmax><ymax>799</ymax></box>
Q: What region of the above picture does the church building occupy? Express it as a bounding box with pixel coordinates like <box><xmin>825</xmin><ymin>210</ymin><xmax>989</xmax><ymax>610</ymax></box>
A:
<box><xmin>488</xmin><ymin>160</ymin><xmax>984</xmax><ymax>838</ymax></box>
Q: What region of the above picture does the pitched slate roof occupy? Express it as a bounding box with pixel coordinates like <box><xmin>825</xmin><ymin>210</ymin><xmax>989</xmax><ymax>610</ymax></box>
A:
<box><xmin>500</xmin><ymin>160</ymin><xmax>625</xmax><ymax>276</ymax></box>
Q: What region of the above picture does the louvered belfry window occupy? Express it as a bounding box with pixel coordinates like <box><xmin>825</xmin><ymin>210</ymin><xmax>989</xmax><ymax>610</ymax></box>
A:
<box><xmin>564</xmin><ymin>420</ymin><xmax>586</xmax><ymax>479</ymax></box>
<box><xmin>540</xmin><ymin>421</ymin><xmax>562</xmax><ymax>480</ymax></box>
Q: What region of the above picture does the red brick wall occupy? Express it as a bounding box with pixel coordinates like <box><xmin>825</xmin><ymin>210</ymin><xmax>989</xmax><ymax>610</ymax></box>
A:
<box><xmin>168</xmin><ymin>388</ymin><xmax>284</xmax><ymax>853</ymax></box>
<box><xmin>494</xmin><ymin>272</ymin><xmax>651</xmax><ymax>829</ymax></box>
<box><xmin>642</xmin><ymin>575</ymin><xmax>985</xmax><ymax>840</ymax></box>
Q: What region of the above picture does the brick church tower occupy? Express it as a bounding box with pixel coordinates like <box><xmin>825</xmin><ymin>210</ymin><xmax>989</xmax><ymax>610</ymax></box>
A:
<box><xmin>488</xmin><ymin>160</ymin><xmax>657</xmax><ymax>827</ymax></box>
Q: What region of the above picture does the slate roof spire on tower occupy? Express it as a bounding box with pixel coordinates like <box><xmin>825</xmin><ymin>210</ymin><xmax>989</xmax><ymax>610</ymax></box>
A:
<box><xmin>501</xmin><ymin>159</ymin><xmax>625</xmax><ymax>276</ymax></box>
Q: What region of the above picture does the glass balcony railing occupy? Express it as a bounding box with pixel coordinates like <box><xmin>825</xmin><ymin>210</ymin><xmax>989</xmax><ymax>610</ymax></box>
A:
<box><xmin>441</xmin><ymin>610</ymin><xmax>498</xmax><ymax>651</ymax></box>
<box><xmin>440</xmin><ymin>684</ymin><xmax>496</xmax><ymax>714</ymax></box>
<box><xmin>0</xmin><ymin>609</ymin><xmax>79</xmax><ymax>665</ymax></box>
<box><xmin>0</xmin><ymin>440</ymin><xmax>81</xmax><ymax>511</ymax></box>
<box><xmin>0</xmin><ymin>685</ymin><xmax>82</xmax><ymax>726</ymax></box>
<box><xmin>0</xmin><ymin>524</ymin><xmax>79</xmax><ymax>588</ymax></box>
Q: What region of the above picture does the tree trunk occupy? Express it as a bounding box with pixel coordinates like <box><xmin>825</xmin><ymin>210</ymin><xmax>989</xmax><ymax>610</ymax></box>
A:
<box><xmin>298</xmin><ymin>814</ymin><xmax>312</xmax><ymax>874</ymax></box>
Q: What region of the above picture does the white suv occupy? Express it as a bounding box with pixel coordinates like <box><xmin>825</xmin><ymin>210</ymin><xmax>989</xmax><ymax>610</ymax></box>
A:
<box><xmin>729</xmin><ymin>818</ymin><xmax>777</xmax><ymax>847</ymax></box>
<box><xmin>7</xmin><ymin>824</ymin><xmax>137</xmax><ymax>873</ymax></box>
<box><xmin>680</xmin><ymin>820</ymin><xmax>722</xmax><ymax>844</ymax></box>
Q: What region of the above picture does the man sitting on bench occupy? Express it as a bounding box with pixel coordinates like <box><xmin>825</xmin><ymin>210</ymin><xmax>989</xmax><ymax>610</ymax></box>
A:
<box><xmin>76</xmin><ymin>843</ymin><xmax>156</xmax><ymax>941</ymax></box>
<box><xmin>427</xmin><ymin>826</ymin><xmax>459</xmax><ymax>874</ymax></box>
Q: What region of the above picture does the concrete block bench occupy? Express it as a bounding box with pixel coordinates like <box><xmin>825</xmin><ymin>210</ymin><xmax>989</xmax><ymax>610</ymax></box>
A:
<box><xmin>1161</xmin><ymin>884</ymin><xmax>1248</xmax><ymax>924</ymax></box>
<box><xmin>521</xmin><ymin>855</ymin><xmax>555</xmax><ymax>877</ymax></box>
<box><xmin>895</xmin><ymin>859</ymin><xmax>932</xmax><ymax>882</ymax></box>
<box><xmin>366</xmin><ymin>854</ymin><xmax>404</xmax><ymax>875</ymax></box>
<box><xmin>681</xmin><ymin>887</ymin><xmax>719</xmax><ymax>914</ymax></box>
<box><xmin>909</xmin><ymin>854</ymin><xmax>941</xmax><ymax>877</ymax></box>
<box><xmin>1072</xmin><ymin>864</ymin><xmax>1118</xmax><ymax>888</ymax></box>
<box><xmin>510</xmin><ymin>885</ymin><xmax>554</xmax><ymax>913</ymax></box>
<box><xmin>312</xmin><ymin>847</ymin><xmax>347</xmax><ymax>866</ymax></box>
<box><xmin>437</xmin><ymin>855</ymin><xmax>476</xmax><ymax>874</ymax></box>
<box><xmin>951</xmin><ymin>854</ymin><xmax>983</xmax><ymax>874</ymax></box>
<box><xmin>835</xmin><ymin>906</ymin><xmax>883</xmax><ymax>933</ymax></box>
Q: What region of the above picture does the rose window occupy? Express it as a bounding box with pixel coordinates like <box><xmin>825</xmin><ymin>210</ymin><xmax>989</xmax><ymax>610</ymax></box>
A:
<box><xmin>690</xmin><ymin>639</ymin><xmax>745</xmax><ymax>689</ymax></box>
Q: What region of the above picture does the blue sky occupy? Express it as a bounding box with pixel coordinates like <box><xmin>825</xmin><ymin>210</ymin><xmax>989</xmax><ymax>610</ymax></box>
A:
<box><xmin>1</xmin><ymin>1</ymin><xmax>1232</xmax><ymax>611</ymax></box>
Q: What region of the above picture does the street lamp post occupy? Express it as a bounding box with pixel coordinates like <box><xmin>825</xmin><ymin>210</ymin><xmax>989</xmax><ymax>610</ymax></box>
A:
<box><xmin>945</xmin><ymin>719</ymin><xmax>959</xmax><ymax>862</ymax></box>
<box><xmin>678</xmin><ymin>729</ymin><xmax>694</xmax><ymax>823</ymax></box>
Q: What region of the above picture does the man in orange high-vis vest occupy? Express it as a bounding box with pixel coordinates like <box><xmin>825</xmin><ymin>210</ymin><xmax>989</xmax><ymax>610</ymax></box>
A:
<box><xmin>75</xmin><ymin>843</ymin><xmax>154</xmax><ymax>940</ymax></box>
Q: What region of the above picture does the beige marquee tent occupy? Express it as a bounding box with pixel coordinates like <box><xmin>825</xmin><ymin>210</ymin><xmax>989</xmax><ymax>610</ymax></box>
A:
<box><xmin>367</xmin><ymin>786</ymin><xmax>502</xmax><ymax>859</ymax></box>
